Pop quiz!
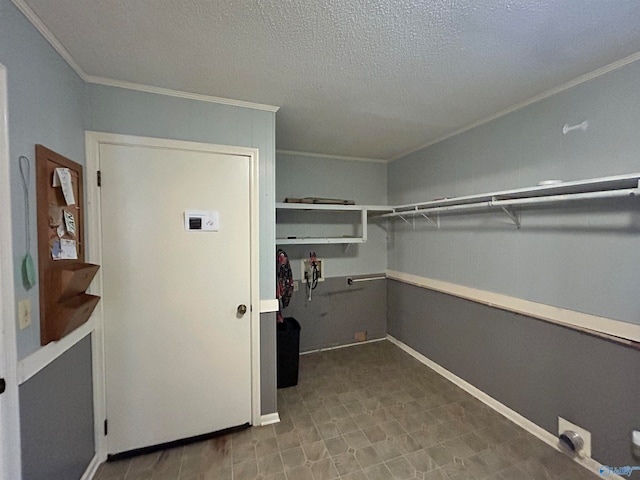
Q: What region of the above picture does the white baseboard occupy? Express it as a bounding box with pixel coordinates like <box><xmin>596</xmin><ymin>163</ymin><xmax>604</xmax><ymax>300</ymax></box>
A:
<box><xmin>260</xmin><ymin>413</ymin><xmax>280</xmax><ymax>426</ymax></box>
<box><xmin>300</xmin><ymin>337</ymin><xmax>386</xmax><ymax>355</ymax></box>
<box><xmin>386</xmin><ymin>335</ymin><xmax>623</xmax><ymax>480</ymax></box>
<box><xmin>80</xmin><ymin>454</ymin><xmax>102</xmax><ymax>480</ymax></box>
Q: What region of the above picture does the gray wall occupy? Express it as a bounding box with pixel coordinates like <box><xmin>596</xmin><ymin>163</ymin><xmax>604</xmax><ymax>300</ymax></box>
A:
<box><xmin>260</xmin><ymin>312</ymin><xmax>277</xmax><ymax>414</ymax></box>
<box><xmin>386</xmin><ymin>57</ymin><xmax>640</xmax><ymax>470</ymax></box>
<box><xmin>1</xmin><ymin>2</ymin><xmax>94</xmax><ymax>479</ymax></box>
<box><xmin>276</xmin><ymin>152</ymin><xmax>388</xmax><ymax>279</ymax></box>
<box><xmin>19</xmin><ymin>336</ymin><xmax>94</xmax><ymax>480</ymax></box>
<box><xmin>276</xmin><ymin>152</ymin><xmax>388</xmax><ymax>351</ymax></box>
<box><xmin>283</xmin><ymin>276</ymin><xmax>387</xmax><ymax>352</ymax></box>
<box><xmin>388</xmin><ymin>59</ymin><xmax>640</xmax><ymax>326</ymax></box>
<box><xmin>1</xmin><ymin>0</ymin><xmax>87</xmax><ymax>360</ymax></box>
<box><xmin>387</xmin><ymin>280</ymin><xmax>640</xmax><ymax>468</ymax></box>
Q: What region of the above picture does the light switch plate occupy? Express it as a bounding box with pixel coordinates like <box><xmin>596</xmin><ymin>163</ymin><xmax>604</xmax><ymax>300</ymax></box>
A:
<box><xmin>184</xmin><ymin>210</ymin><xmax>219</xmax><ymax>231</ymax></box>
<box><xmin>18</xmin><ymin>298</ymin><xmax>32</xmax><ymax>330</ymax></box>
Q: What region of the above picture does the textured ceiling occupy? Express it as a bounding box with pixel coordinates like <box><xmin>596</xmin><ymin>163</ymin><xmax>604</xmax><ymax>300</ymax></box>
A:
<box><xmin>19</xmin><ymin>0</ymin><xmax>640</xmax><ymax>160</ymax></box>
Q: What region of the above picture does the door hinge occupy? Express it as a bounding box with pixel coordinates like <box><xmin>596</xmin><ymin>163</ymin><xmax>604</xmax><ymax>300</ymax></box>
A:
<box><xmin>104</xmin><ymin>419</ymin><xmax>108</xmax><ymax>435</ymax></box>
<box><xmin>97</xmin><ymin>170</ymin><xmax>102</xmax><ymax>187</ymax></box>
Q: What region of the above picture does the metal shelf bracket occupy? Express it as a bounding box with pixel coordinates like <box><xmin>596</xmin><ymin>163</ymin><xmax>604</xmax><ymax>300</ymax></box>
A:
<box><xmin>398</xmin><ymin>214</ymin><xmax>412</xmax><ymax>228</ymax></box>
<box><xmin>420</xmin><ymin>212</ymin><xmax>440</xmax><ymax>228</ymax></box>
<box><xmin>500</xmin><ymin>205</ymin><xmax>520</xmax><ymax>228</ymax></box>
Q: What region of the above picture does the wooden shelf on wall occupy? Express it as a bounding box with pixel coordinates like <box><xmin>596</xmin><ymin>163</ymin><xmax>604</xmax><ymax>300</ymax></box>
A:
<box><xmin>52</xmin><ymin>263</ymin><xmax>100</xmax><ymax>303</ymax></box>
<box><xmin>36</xmin><ymin>145</ymin><xmax>100</xmax><ymax>345</ymax></box>
<box><xmin>43</xmin><ymin>291</ymin><xmax>101</xmax><ymax>344</ymax></box>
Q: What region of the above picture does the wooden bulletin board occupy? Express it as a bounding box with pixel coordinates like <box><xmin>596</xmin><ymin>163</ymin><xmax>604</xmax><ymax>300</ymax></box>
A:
<box><xmin>35</xmin><ymin>145</ymin><xmax>100</xmax><ymax>345</ymax></box>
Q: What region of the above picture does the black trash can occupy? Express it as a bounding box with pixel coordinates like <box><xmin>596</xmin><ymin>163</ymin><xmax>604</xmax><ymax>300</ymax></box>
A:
<box><xmin>277</xmin><ymin>317</ymin><xmax>301</xmax><ymax>388</ymax></box>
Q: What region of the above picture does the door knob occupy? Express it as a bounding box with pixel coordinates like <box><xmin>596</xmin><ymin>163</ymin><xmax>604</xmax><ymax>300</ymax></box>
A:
<box><xmin>237</xmin><ymin>304</ymin><xmax>247</xmax><ymax>315</ymax></box>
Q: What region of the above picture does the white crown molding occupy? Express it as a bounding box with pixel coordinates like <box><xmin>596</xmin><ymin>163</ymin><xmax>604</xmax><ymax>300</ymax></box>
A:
<box><xmin>277</xmin><ymin>149</ymin><xmax>387</xmax><ymax>163</ymax></box>
<box><xmin>11</xmin><ymin>0</ymin><xmax>279</xmax><ymax>113</ymax></box>
<box><xmin>389</xmin><ymin>50</ymin><xmax>640</xmax><ymax>162</ymax></box>
<box><xmin>11</xmin><ymin>0</ymin><xmax>88</xmax><ymax>81</ymax></box>
<box><xmin>86</xmin><ymin>75</ymin><xmax>279</xmax><ymax>112</ymax></box>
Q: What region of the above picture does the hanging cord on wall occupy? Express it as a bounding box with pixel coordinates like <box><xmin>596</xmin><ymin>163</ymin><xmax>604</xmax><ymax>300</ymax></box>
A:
<box><xmin>305</xmin><ymin>251</ymin><xmax>319</xmax><ymax>301</ymax></box>
<box><xmin>19</xmin><ymin>156</ymin><xmax>36</xmax><ymax>289</ymax></box>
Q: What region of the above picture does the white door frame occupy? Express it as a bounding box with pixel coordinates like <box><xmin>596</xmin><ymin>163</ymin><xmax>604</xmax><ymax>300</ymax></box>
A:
<box><xmin>85</xmin><ymin>131</ymin><xmax>261</xmax><ymax>460</ymax></box>
<box><xmin>0</xmin><ymin>63</ymin><xmax>22</xmax><ymax>480</ymax></box>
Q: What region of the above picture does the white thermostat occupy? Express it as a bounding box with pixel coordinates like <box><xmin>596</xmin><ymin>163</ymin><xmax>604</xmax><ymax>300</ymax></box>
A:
<box><xmin>184</xmin><ymin>210</ymin><xmax>219</xmax><ymax>231</ymax></box>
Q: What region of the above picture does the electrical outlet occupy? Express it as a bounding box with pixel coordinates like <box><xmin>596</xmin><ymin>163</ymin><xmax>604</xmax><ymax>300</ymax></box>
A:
<box><xmin>293</xmin><ymin>281</ymin><xmax>299</xmax><ymax>292</ymax></box>
<box><xmin>301</xmin><ymin>258</ymin><xmax>324</xmax><ymax>283</ymax></box>
<box><xmin>18</xmin><ymin>298</ymin><xmax>32</xmax><ymax>330</ymax></box>
<box><xmin>632</xmin><ymin>430</ymin><xmax>640</xmax><ymax>459</ymax></box>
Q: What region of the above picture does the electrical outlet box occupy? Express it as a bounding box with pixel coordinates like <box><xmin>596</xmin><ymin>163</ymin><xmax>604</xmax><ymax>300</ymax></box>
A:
<box><xmin>18</xmin><ymin>298</ymin><xmax>32</xmax><ymax>330</ymax></box>
<box><xmin>301</xmin><ymin>258</ymin><xmax>324</xmax><ymax>283</ymax></box>
<box><xmin>558</xmin><ymin>417</ymin><xmax>591</xmax><ymax>457</ymax></box>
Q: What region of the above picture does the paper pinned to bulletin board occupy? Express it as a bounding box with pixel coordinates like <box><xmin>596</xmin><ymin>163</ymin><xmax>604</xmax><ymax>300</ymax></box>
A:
<box><xmin>52</xmin><ymin>167</ymin><xmax>75</xmax><ymax>205</ymax></box>
<box><xmin>46</xmin><ymin>170</ymin><xmax>79</xmax><ymax>260</ymax></box>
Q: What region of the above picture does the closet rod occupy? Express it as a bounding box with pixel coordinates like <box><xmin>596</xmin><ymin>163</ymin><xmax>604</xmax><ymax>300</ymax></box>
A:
<box><xmin>492</xmin><ymin>188</ymin><xmax>637</xmax><ymax>207</ymax></box>
<box><xmin>390</xmin><ymin>172</ymin><xmax>640</xmax><ymax>213</ymax></box>
<box><xmin>347</xmin><ymin>276</ymin><xmax>386</xmax><ymax>284</ymax></box>
<box><xmin>382</xmin><ymin>185</ymin><xmax>639</xmax><ymax>219</ymax></box>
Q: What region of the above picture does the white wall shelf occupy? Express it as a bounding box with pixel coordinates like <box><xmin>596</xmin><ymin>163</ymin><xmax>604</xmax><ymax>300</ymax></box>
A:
<box><xmin>275</xmin><ymin>203</ymin><xmax>392</xmax><ymax>245</ymax></box>
<box><xmin>276</xmin><ymin>174</ymin><xmax>640</xmax><ymax>241</ymax></box>
<box><xmin>380</xmin><ymin>173</ymin><xmax>640</xmax><ymax>228</ymax></box>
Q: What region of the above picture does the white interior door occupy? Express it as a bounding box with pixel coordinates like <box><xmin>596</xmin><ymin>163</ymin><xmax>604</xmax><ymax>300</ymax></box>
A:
<box><xmin>100</xmin><ymin>142</ymin><xmax>254</xmax><ymax>455</ymax></box>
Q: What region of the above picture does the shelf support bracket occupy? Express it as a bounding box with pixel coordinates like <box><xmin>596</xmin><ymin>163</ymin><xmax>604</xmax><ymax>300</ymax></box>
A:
<box><xmin>361</xmin><ymin>208</ymin><xmax>368</xmax><ymax>242</ymax></box>
<box><xmin>500</xmin><ymin>206</ymin><xmax>521</xmax><ymax>228</ymax></box>
<box><xmin>420</xmin><ymin>213</ymin><xmax>439</xmax><ymax>228</ymax></box>
<box><xmin>399</xmin><ymin>214</ymin><xmax>412</xmax><ymax>227</ymax></box>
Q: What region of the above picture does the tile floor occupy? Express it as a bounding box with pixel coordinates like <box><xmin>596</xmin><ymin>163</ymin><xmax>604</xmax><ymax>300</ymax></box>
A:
<box><xmin>95</xmin><ymin>340</ymin><xmax>599</xmax><ymax>480</ymax></box>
